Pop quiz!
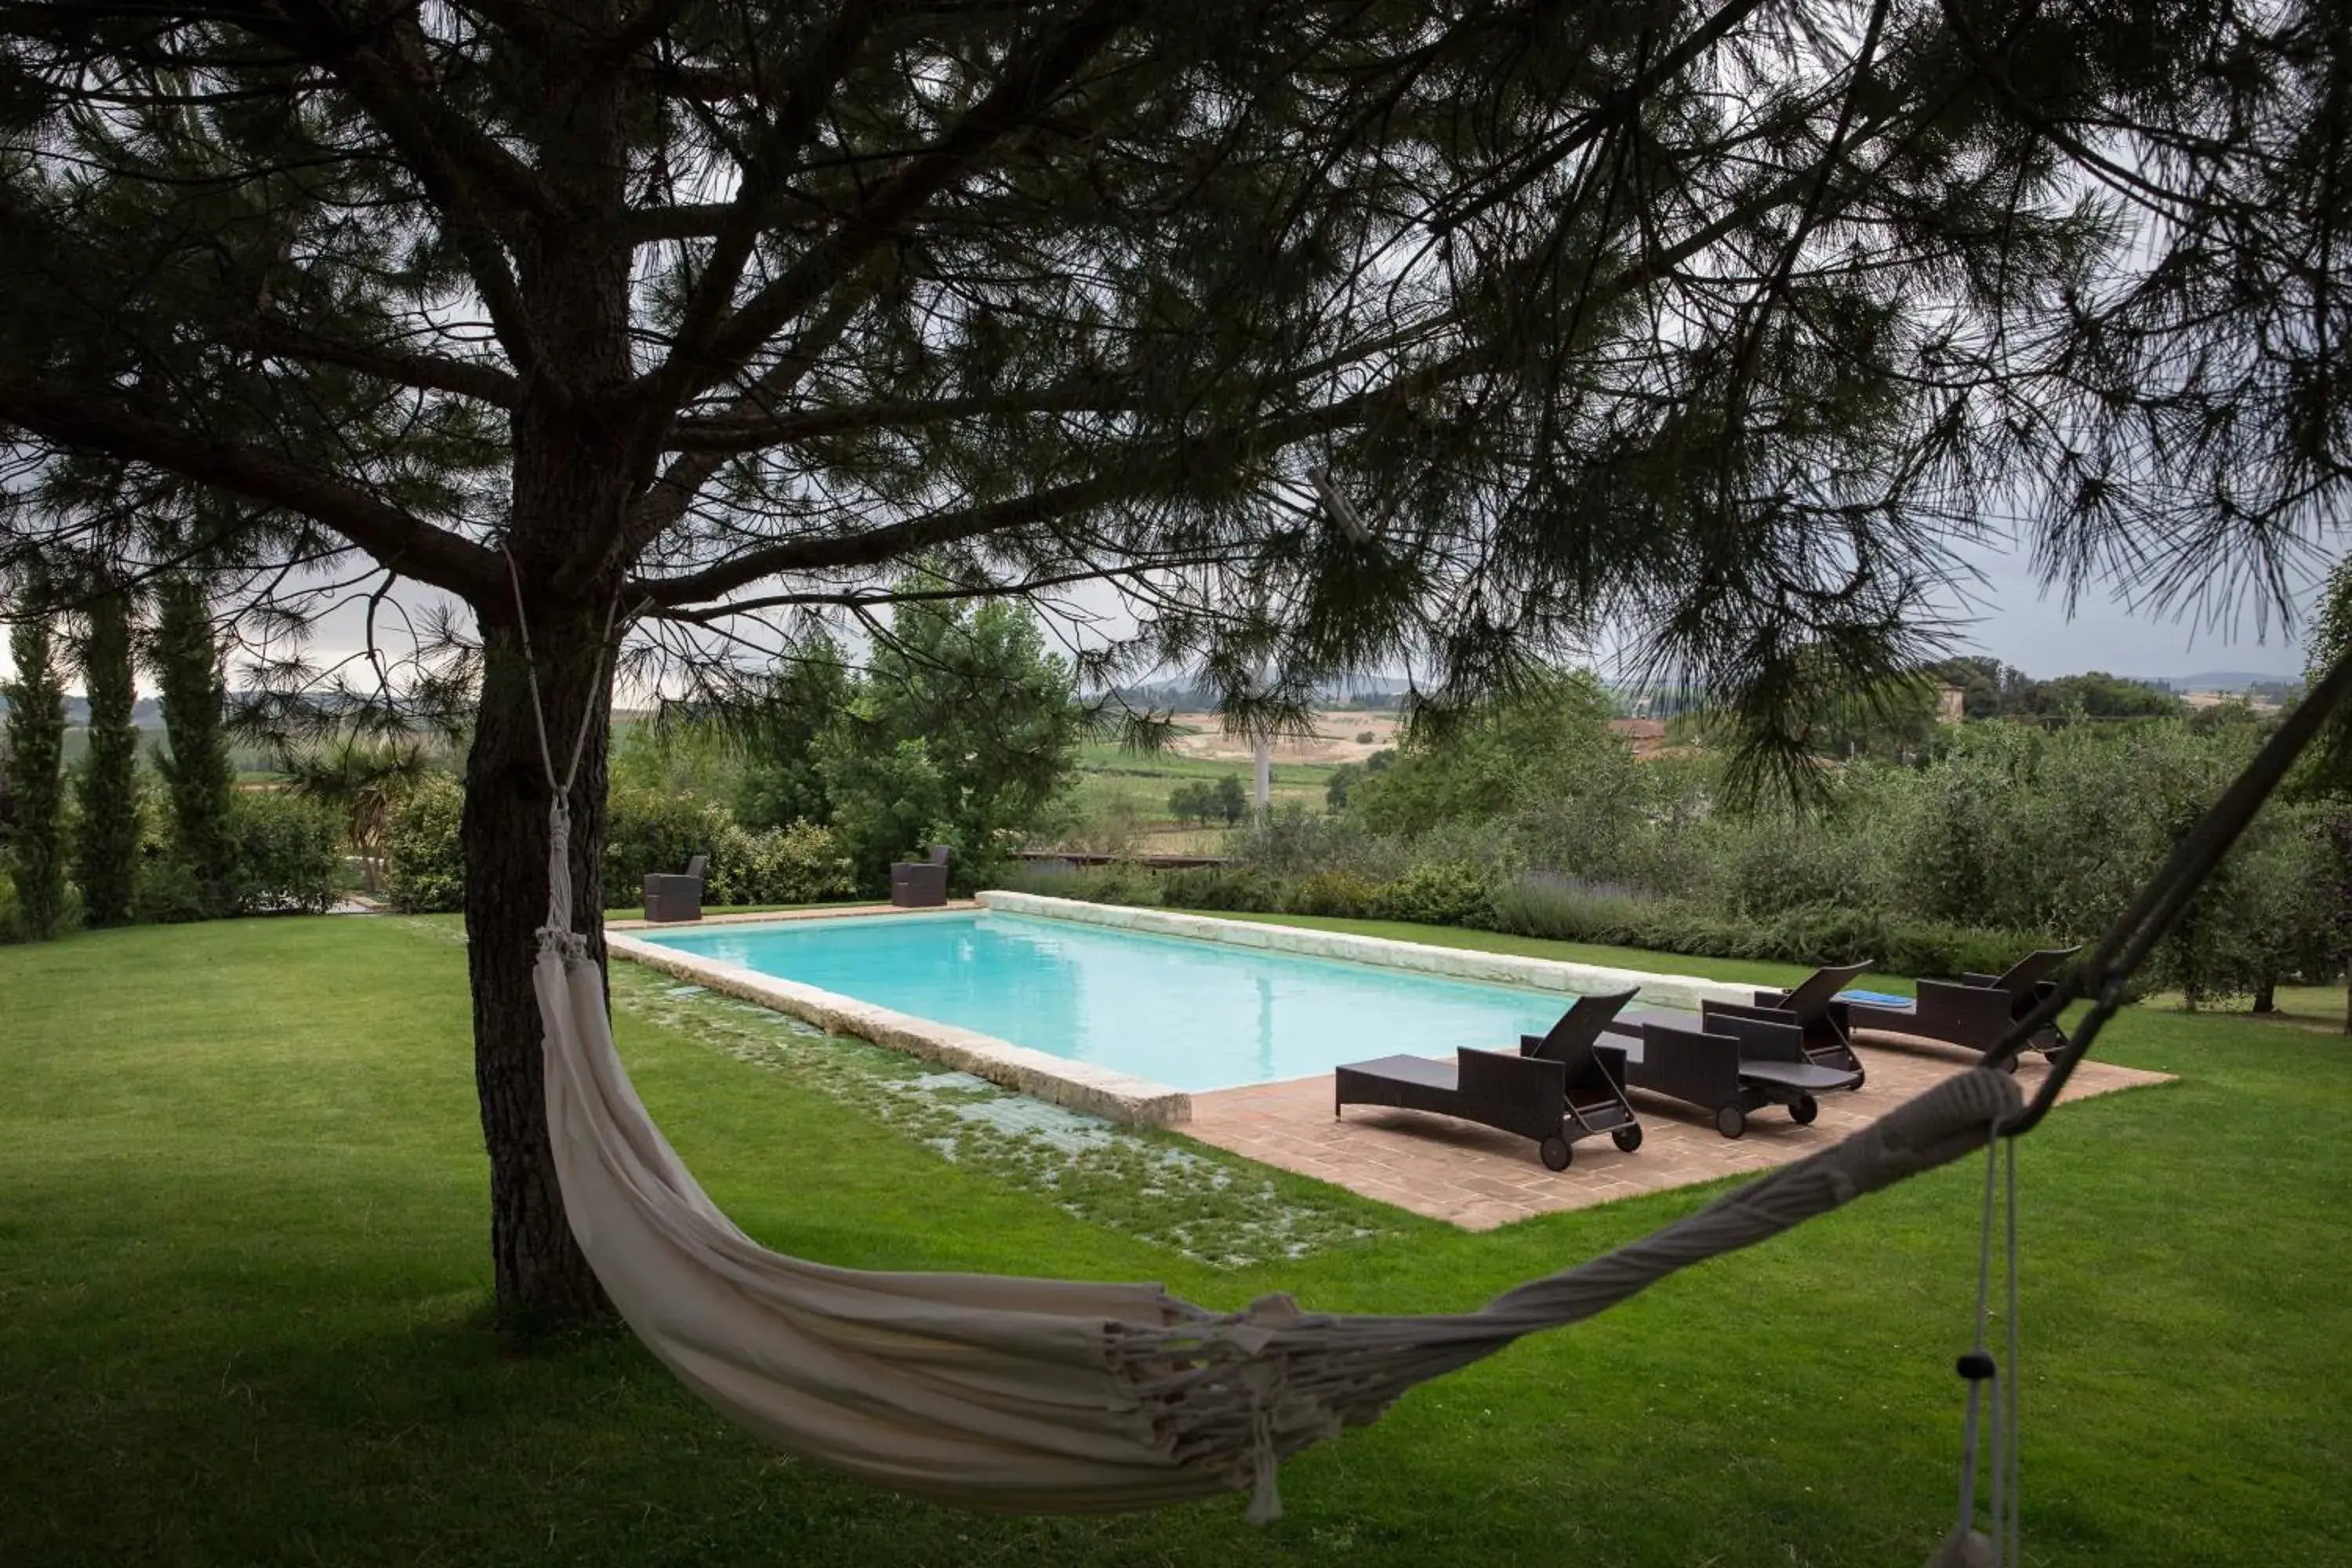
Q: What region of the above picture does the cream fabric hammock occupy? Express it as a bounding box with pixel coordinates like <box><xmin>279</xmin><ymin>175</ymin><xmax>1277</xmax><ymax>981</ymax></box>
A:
<box><xmin>530</xmin><ymin>796</ymin><xmax>2024</xmax><ymax>1519</ymax></box>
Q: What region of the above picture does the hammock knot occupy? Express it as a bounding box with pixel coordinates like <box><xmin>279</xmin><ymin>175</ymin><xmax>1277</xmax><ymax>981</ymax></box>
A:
<box><xmin>537</xmin><ymin>925</ymin><xmax>590</xmax><ymax>966</ymax></box>
<box><xmin>544</xmin><ymin>796</ymin><xmax>575</xmax><ymax>937</ymax></box>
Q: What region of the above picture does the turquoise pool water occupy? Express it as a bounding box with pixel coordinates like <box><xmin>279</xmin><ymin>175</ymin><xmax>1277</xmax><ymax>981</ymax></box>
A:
<box><xmin>637</xmin><ymin>911</ymin><xmax>1577</xmax><ymax>1091</ymax></box>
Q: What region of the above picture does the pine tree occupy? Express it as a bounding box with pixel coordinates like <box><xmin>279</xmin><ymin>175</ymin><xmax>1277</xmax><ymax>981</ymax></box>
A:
<box><xmin>3</xmin><ymin>580</ymin><xmax>67</xmax><ymax>939</ymax></box>
<box><xmin>151</xmin><ymin>577</ymin><xmax>238</xmax><ymax>920</ymax></box>
<box><xmin>74</xmin><ymin>582</ymin><xmax>140</xmax><ymax>927</ymax></box>
<box><xmin>0</xmin><ymin>0</ymin><xmax>2341</xmax><ymax>1321</ymax></box>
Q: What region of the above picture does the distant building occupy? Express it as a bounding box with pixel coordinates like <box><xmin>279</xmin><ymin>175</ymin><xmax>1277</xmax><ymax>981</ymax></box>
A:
<box><xmin>1936</xmin><ymin>684</ymin><xmax>1966</xmax><ymax>724</ymax></box>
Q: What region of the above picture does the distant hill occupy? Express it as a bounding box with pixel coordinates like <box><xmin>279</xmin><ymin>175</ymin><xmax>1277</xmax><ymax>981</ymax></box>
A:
<box><xmin>2151</xmin><ymin>670</ymin><xmax>2305</xmax><ymax>692</ymax></box>
<box><xmin>50</xmin><ymin>697</ymin><xmax>169</xmax><ymax>728</ymax></box>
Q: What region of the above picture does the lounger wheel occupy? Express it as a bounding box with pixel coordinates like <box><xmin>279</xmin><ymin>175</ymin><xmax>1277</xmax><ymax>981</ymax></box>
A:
<box><xmin>1849</xmin><ymin>1066</ymin><xmax>1866</xmax><ymax>1089</ymax></box>
<box><xmin>1611</xmin><ymin>1125</ymin><xmax>1644</xmax><ymax>1153</ymax></box>
<box><xmin>1714</xmin><ymin>1105</ymin><xmax>1747</xmax><ymax>1139</ymax></box>
<box><xmin>1790</xmin><ymin>1094</ymin><xmax>1819</xmax><ymax>1126</ymax></box>
<box><xmin>1540</xmin><ymin>1134</ymin><xmax>1573</xmax><ymax>1171</ymax></box>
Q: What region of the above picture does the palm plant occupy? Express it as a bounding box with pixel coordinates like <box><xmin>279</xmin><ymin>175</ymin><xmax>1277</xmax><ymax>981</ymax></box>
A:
<box><xmin>276</xmin><ymin>736</ymin><xmax>436</xmax><ymax>897</ymax></box>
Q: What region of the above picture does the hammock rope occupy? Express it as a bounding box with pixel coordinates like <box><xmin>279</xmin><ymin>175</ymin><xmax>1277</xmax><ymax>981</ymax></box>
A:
<box><xmin>1931</xmin><ymin>1127</ymin><xmax>2021</xmax><ymax>1567</ymax></box>
<box><xmin>508</xmin><ymin>583</ymin><xmax>2352</xmax><ymax>1525</ymax></box>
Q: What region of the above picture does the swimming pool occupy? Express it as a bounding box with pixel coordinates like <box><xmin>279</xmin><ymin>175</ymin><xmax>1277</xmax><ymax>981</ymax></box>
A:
<box><xmin>634</xmin><ymin>909</ymin><xmax>1581</xmax><ymax>1092</ymax></box>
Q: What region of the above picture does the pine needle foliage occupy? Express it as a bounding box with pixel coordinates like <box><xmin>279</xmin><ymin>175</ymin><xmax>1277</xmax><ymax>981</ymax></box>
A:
<box><xmin>4</xmin><ymin>0</ymin><xmax>2333</xmax><ymax>773</ymax></box>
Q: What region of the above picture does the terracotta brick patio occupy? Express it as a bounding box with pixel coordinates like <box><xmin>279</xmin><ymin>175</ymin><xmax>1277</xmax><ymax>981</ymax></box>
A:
<box><xmin>1181</xmin><ymin>1042</ymin><xmax>2171</xmax><ymax>1229</ymax></box>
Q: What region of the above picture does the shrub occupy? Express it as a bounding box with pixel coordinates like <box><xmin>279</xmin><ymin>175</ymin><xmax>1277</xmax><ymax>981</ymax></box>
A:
<box><xmin>227</xmin><ymin>791</ymin><xmax>343</xmax><ymax>913</ymax></box>
<box><xmin>1288</xmin><ymin>869</ymin><xmax>1384</xmax><ymax>918</ymax></box>
<box><xmin>383</xmin><ymin>773</ymin><xmax>466</xmax><ymax>913</ymax></box>
<box><xmin>702</xmin><ymin>820</ymin><xmax>856</xmax><ymax>906</ymax></box>
<box><xmin>0</xmin><ymin>868</ymin><xmax>82</xmax><ymax>945</ymax></box>
<box><xmin>1487</xmin><ymin>872</ymin><xmax>1657</xmax><ymax>942</ymax></box>
<box><xmin>1168</xmin><ymin>781</ymin><xmax>1218</xmax><ymax>825</ymax></box>
<box><xmin>996</xmin><ymin>859</ymin><xmax>1089</xmax><ymax>899</ymax></box>
<box><xmin>1158</xmin><ymin>865</ymin><xmax>1283</xmax><ymax>913</ymax></box>
<box><xmin>132</xmin><ymin>854</ymin><xmax>211</xmax><ymax>924</ymax></box>
<box><xmin>604</xmin><ymin>786</ymin><xmax>719</xmax><ymax>898</ymax></box>
<box><xmin>1374</xmin><ymin>862</ymin><xmax>1493</xmax><ymax>927</ymax></box>
<box><xmin>999</xmin><ymin>859</ymin><xmax>1164</xmax><ymax>906</ymax></box>
<box><xmin>1231</xmin><ymin>804</ymin><xmax>1407</xmax><ymax>880</ymax></box>
<box><xmin>1481</xmin><ymin>871</ymin><xmax>2049</xmax><ymax>980</ymax></box>
<box><xmin>392</xmin><ymin>782</ymin><xmax>859</xmax><ymax>915</ymax></box>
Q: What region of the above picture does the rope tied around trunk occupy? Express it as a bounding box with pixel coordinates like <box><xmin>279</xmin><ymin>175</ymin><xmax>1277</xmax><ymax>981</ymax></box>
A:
<box><xmin>503</xmin><ymin>548</ymin><xmax>619</xmax><ymax>965</ymax></box>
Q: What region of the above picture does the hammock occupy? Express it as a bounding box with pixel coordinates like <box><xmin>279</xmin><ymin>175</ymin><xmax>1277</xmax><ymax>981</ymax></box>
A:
<box><xmin>520</xmin><ymin>582</ymin><xmax>2352</xmax><ymax>1534</ymax></box>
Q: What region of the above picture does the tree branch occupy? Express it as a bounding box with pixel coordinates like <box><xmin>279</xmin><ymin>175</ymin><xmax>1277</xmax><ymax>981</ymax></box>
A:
<box><xmin>626</xmin><ymin>0</ymin><xmax>891</xmax><ymax>443</ymax></box>
<box><xmin>640</xmin><ymin>554</ymin><xmax>1238</xmax><ymax>622</ymax></box>
<box><xmin>0</xmin><ymin>376</ymin><xmax>501</xmax><ymax>599</ymax></box>
<box><xmin>585</xmin><ymin>285</ymin><xmax>870</xmax><ymax>593</ymax></box>
<box><xmin>638</xmin><ymin>0</ymin><xmax>1138</xmax><ymax>412</ymax></box>
<box><xmin>624</xmin><ymin>200</ymin><xmax>796</xmax><ymax>242</ymax></box>
<box><xmin>628</xmin><ymin>474</ymin><xmax>1127</xmax><ymax>606</ymax></box>
<box><xmin>238</xmin><ymin>318</ymin><xmax>522</xmax><ymax>407</ymax></box>
<box><xmin>256</xmin><ymin>1</ymin><xmax>557</xmax><ymax>382</ymax></box>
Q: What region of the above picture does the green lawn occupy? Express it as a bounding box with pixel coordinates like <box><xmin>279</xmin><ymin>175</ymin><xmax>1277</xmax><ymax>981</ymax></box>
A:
<box><xmin>2</xmin><ymin>916</ymin><xmax>2347</xmax><ymax>1565</ymax></box>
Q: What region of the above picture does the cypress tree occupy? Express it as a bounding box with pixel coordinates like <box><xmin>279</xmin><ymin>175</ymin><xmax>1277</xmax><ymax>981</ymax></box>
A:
<box><xmin>3</xmin><ymin>580</ymin><xmax>67</xmax><ymax>939</ymax></box>
<box><xmin>151</xmin><ymin>575</ymin><xmax>237</xmax><ymax>919</ymax></box>
<box><xmin>74</xmin><ymin>583</ymin><xmax>140</xmax><ymax>927</ymax></box>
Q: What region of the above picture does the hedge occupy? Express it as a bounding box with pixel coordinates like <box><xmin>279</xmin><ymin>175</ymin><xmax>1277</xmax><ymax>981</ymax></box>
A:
<box><xmin>999</xmin><ymin>858</ymin><xmax>2055</xmax><ymax>983</ymax></box>
<box><xmin>384</xmin><ymin>778</ymin><xmax>855</xmax><ymax>914</ymax></box>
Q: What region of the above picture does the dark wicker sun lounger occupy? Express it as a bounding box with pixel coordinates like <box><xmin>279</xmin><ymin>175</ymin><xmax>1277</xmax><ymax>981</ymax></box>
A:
<box><xmin>1610</xmin><ymin>960</ymin><xmax>1874</xmax><ymax>1083</ymax></box>
<box><xmin>1336</xmin><ymin>991</ymin><xmax>1644</xmax><ymax>1170</ymax></box>
<box><xmin>1841</xmin><ymin>946</ymin><xmax>2080</xmax><ymax>1068</ymax></box>
<box><xmin>1740</xmin><ymin>959</ymin><xmax>1874</xmax><ymax>1074</ymax></box>
<box><xmin>1602</xmin><ymin>1007</ymin><xmax>1863</xmax><ymax>1139</ymax></box>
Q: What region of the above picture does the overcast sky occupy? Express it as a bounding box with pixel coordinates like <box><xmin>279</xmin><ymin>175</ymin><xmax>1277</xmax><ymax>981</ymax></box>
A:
<box><xmin>10</xmin><ymin>538</ymin><xmax>2328</xmax><ymax>697</ymax></box>
<box><xmin>1929</xmin><ymin>541</ymin><xmax>2321</xmax><ymax>681</ymax></box>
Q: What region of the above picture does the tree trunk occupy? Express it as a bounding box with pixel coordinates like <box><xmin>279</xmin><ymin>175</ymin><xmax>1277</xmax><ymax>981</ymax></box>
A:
<box><xmin>2252</xmin><ymin>980</ymin><xmax>2276</xmax><ymax>1014</ymax></box>
<box><xmin>462</xmin><ymin>602</ymin><xmax>616</xmax><ymax>1328</ymax></box>
<box><xmin>460</xmin><ymin>44</ymin><xmax>640</xmax><ymax>1327</ymax></box>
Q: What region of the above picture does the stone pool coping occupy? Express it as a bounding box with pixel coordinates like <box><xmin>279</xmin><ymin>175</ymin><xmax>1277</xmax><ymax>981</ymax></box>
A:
<box><xmin>606</xmin><ymin>895</ymin><xmax>1769</xmax><ymax>1128</ymax></box>
<box><xmin>975</xmin><ymin>891</ymin><xmax>1760</xmax><ymax>1011</ymax></box>
<box><xmin>606</xmin><ymin>899</ymin><xmax>978</xmax><ymax>932</ymax></box>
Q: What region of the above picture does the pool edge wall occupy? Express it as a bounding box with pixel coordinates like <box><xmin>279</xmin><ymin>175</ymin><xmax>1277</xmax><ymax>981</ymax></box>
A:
<box><xmin>975</xmin><ymin>891</ymin><xmax>1758</xmax><ymax>1013</ymax></box>
<box><xmin>606</xmin><ymin>927</ymin><xmax>1196</xmax><ymax>1127</ymax></box>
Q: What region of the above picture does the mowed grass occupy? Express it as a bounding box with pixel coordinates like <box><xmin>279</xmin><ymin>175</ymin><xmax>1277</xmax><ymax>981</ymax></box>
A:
<box><xmin>2</xmin><ymin>918</ymin><xmax>2348</xmax><ymax>1566</ymax></box>
<box><xmin>1064</xmin><ymin>742</ymin><xmax>1334</xmax><ymax>830</ymax></box>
